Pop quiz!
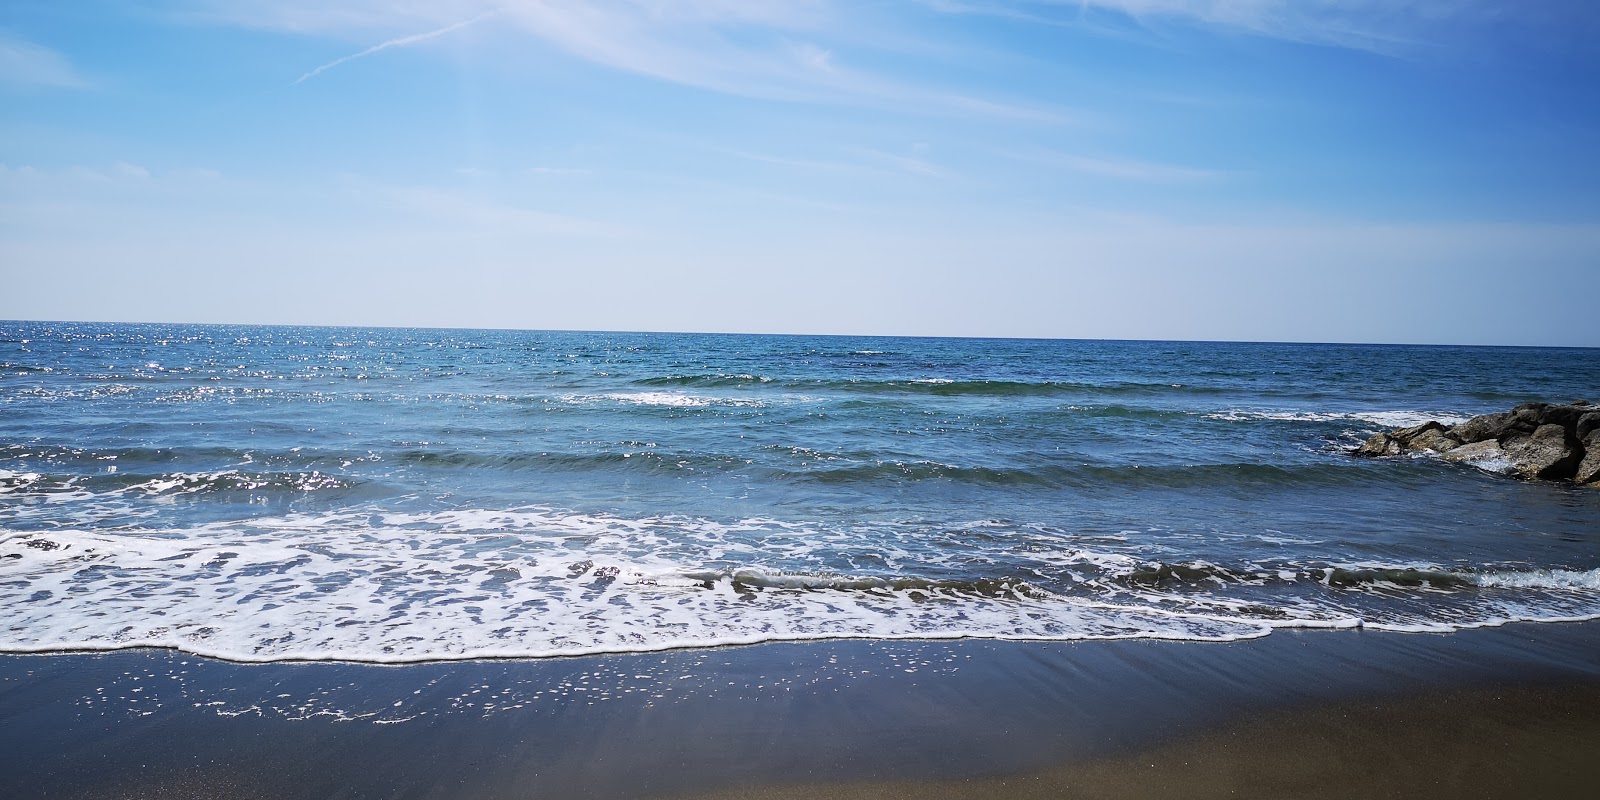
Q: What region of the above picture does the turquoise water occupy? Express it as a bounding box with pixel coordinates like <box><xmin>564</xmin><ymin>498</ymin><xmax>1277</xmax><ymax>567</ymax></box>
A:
<box><xmin>2</xmin><ymin>322</ymin><xmax>1598</xmax><ymax>661</ymax></box>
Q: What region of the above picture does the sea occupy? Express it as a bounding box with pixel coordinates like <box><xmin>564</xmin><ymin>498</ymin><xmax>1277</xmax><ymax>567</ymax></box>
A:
<box><xmin>2</xmin><ymin>321</ymin><xmax>1597</xmax><ymax>663</ymax></box>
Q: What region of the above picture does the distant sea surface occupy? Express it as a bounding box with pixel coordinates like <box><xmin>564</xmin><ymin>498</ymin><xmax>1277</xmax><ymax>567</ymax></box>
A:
<box><xmin>2</xmin><ymin>322</ymin><xmax>1597</xmax><ymax>663</ymax></box>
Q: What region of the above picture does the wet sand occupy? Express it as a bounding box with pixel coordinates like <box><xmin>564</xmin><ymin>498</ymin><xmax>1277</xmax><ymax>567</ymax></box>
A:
<box><xmin>3</xmin><ymin>621</ymin><xmax>1598</xmax><ymax>799</ymax></box>
<box><xmin>676</xmin><ymin>682</ymin><xmax>1600</xmax><ymax>799</ymax></box>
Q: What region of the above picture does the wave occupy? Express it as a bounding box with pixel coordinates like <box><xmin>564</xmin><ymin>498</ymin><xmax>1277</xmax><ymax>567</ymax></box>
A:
<box><xmin>558</xmin><ymin>392</ymin><xmax>773</xmax><ymax>409</ymax></box>
<box><xmin>1205</xmin><ymin>410</ymin><xmax>1471</xmax><ymax>427</ymax></box>
<box><xmin>676</xmin><ymin>567</ymin><xmax>1050</xmax><ymax>599</ymax></box>
<box><xmin>1119</xmin><ymin>561</ymin><xmax>1477</xmax><ymax>591</ymax></box>
<box><xmin>2</xmin><ymin>512</ymin><xmax>1596</xmax><ymax>664</ymax></box>
<box><xmin>635</xmin><ymin>374</ymin><xmax>774</xmax><ymax>388</ymax></box>
<box><xmin>392</xmin><ymin>448</ymin><xmax>754</xmax><ymax>475</ymax></box>
<box><xmin>123</xmin><ymin>469</ymin><xmax>357</xmax><ymax>496</ymax></box>
<box><xmin>787</xmin><ymin>461</ymin><xmax>1395</xmax><ymax>490</ymax></box>
<box><xmin>0</xmin><ymin>469</ymin><xmax>45</xmax><ymax>494</ymax></box>
<box><xmin>633</xmin><ymin>375</ymin><xmax>1230</xmax><ymax>398</ymax></box>
<box><xmin>4</xmin><ymin>457</ymin><xmax>1410</xmax><ymax>498</ymax></box>
<box><xmin>0</xmin><ymin>468</ymin><xmax>359</xmax><ymax>498</ymax></box>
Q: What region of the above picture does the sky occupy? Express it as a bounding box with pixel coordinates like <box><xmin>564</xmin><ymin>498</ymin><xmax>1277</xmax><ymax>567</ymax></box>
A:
<box><xmin>2</xmin><ymin>1</ymin><xmax>1598</xmax><ymax>346</ymax></box>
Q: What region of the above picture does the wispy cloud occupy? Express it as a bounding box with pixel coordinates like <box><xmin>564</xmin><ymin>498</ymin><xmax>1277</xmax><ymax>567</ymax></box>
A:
<box><xmin>0</xmin><ymin>31</ymin><xmax>89</xmax><ymax>90</ymax></box>
<box><xmin>926</xmin><ymin>1</ymin><xmax>1579</xmax><ymax>54</ymax></box>
<box><xmin>850</xmin><ymin>146</ymin><xmax>946</xmax><ymax>178</ymax></box>
<box><xmin>1004</xmin><ymin>149</ymin><xmax>1223</xmax><ymax>182</ymax></box>
<box><xmin>187</xmin><ymin>1</ymin><xmax>1071</xmax><ymax>121</ymax></box>
<box><xmin>524</xmin><ymin>166</ymin><xmax>591</xmax><ymax>177</ymax></box>
<box><xmin>731</xmin><ymin>150</ymin><xmax>873</xmax><ymax>174</ymax></box>
<box><xmin>295</xmin><ymin>12</ymin><xmax>494</xmax><ymax>84</ymax></box>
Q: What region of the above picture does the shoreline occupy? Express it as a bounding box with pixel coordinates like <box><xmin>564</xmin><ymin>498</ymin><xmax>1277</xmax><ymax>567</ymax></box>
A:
<box><xmin>4</xmin><ymin>620</ymin><xmax>1599</xmax><ymax>798</ymax></box>
<box><xmin>8</xmin><ymin>608</ymin><xmax>1600</xmax><ymax>667</ymax></box>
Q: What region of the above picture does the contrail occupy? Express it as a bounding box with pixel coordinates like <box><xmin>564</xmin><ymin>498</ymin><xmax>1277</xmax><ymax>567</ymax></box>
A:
<box><xmin>295</xmin><ymin>12</ymin><xmax>495</xmax><ymax>85</ymax></box>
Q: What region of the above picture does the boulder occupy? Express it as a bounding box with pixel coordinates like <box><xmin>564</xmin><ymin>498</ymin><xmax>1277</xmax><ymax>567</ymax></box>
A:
<box><xmin>1407</xmin><ymin>427</ymin><xmax>1460</xmax><ymax>454</ymax></box>
<box><xmin>1577</xmin><ymin>430</ymin><xmax>1600</xmax><ymax>486</ymax></box>
<box><xmin>1450</xmin><ymin>412</ymin><xmax>1514</xmax><ymax>444</ymax></box>
<box><xmin>1511</xmin><ymin>402</ymin><xmax>1547</xmax><ymax>423</ymax></box>
<box><xmin>1577</xmin><ymin>411</ymin><xmax>1600</xmax><ymax>441</ymax></box>
<box><xmin>1501</xmin><ymin>424</ymin><xmax>1580</xmax><ymax>480</ymax></box>
<box><xmin>1393</xmin><ymin>420</ymin><xmax>1446</xmax><ymax>441</ymax></box>
<box><xmin>1381</xmin><ymin>421</ymin><xmax>1460</xmax><ymax>454</ymax></box>
<box><xmin>1357</xmin><ymin>402</ymin><xmax>1598</xmax><ymax>485</ymax></box>
<box><xmin>1354</xmin><ymin>432</ymin><xmax>1402</xmax><ymax>457</ymax></box>
<box><xmin>1442</xmin><ymin>439</ymin><xmax>1509</xmax><ymax>470</ymax></box>
<box><xmin>1537</xmin><ymin>403</ymin><xmax>1592</xmax><ymax>428</ymax></box>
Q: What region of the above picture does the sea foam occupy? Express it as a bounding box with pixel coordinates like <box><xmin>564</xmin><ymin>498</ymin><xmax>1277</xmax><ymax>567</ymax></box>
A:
<box><xmin>3</xmin><ymin>509</ymin><xmax>1597</xmax><ymax>664</ymax></box>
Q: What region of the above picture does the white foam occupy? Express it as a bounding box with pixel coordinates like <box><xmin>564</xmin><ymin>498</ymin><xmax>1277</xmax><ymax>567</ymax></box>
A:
<box><xmin>1456</xmin><ymin>452</ymin><xmax>1517</xmax><ymax>475</ymax></box>
<box><xmin>559</xmin><ymin>392</ymin><xmax>768</xmax><ymax>408</ymax></box>
<box><xmin>0</xmin><ymin>510</ymin><xmax>1269</xmax><ymax>662</ymax></box>
<box><xmin>1474</xmin><ymin>568</ymin><xmax>1600</xmax><ymax>590</ymax></box>
<box><xmin>0</xmin><ymin>470</ymin><xmax>44</xmax><ymax>494</ymax></box>
<box><xmin>2</xmin><ymin>510</ymin><xmax>1597</xmax><ymax>664</ymax></box>
<box><xmin>1205</xmin><ymin>410</ymin><xmax>1470</xmax><ymax>427</ymax></box>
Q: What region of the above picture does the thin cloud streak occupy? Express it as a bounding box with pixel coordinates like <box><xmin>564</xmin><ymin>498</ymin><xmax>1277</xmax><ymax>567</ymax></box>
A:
<box><xmin>1004</xmin><ymin>149</ymin><xmax>1224</xmax><ymax>182</ymax></box>
<box><xmin>0</xmin><ymin>31</ymin><xmax>89</xmax><ymax>89</ymax></box>
<box><xmin>295</xmin><ymin>12</ymin><xmax>495</xmax><ymax>84</ymax></box>
<box><xmin>928</xmin><ymin>0</ymin><xmax>1569</xmax><ymax>54</ymax></box>
<box><xmin>201</xmin><ymin>1</ymin><xmax>1073</xmax><ymax>121</ymax></box>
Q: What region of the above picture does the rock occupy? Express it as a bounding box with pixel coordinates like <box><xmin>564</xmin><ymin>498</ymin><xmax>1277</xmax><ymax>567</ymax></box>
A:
<box><xmin>1501</xmin><ymin>424</ymin><xmax>1580</xmax><ymax>480</ymax></box>
<box><xmin>1354</xmin><ymin>432</ymin><xmax>1402</xmax><ymax>457</ymax></box>
<box><xmin>1537</xmin><ymin>404</ymin><xmax>1589</xmax><ymax>428</ymax></box>
<box><xmin>1359</xmin><ymin>402</ymin><xmax>1597</xmax><ymax>485</ymax></box>
<box><xmin>1407</xmin><ymin>427</ymin><xmax>1460</xmax><ymax>453</ymax></box>
<box><xmin>1386</xmin><ymin>421</ymin><xmax>1459</xmax><ymax>454</ymax></box>
<box><xmin>1511</xmin><ymin>402</ymin><xmax>1547</xmax><ymax>422</ymax></box>
<box><xmin>1506</xmin><ymin>403</ymin><xmax>1546</xmax><ymax>435</ymax></box>
<box><xmin>1577</xmin><ymin>430</ymin><xmax>1600</xmax><ymax>486</ymax></box>
<box><xmin>1442</xmin><ymin>439</ymin><xmax>1509</xmax><ymax>470</ymax></box>
<box><xmin>1393</xmin><ymin>420</ymin><xmax>1446</xmax><ymax>443</ymax></box>
<box><xmin>1576</xmin><ymin>411</ymin><xmax>1600</xmax><ymax>441</ymax></box>
<box><xmin>1450</xmin><ymin>412</ymin><xmax>1514</xmax><ymax>444</ymax></box>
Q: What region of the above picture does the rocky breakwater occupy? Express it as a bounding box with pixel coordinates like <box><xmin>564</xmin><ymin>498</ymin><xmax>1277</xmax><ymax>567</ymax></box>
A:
<box><xmin>1353</xmin><ymin>402</ymin><xmax>1600</xmax><ymax>486</ymax></box>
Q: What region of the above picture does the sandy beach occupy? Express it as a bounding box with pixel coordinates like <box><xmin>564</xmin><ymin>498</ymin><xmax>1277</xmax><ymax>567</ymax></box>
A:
<box><xmin>4</xmin><ymin>620</ymin><xmax>1597</xmax><ymax>799</ymax></box>
<box><xmin>678</xmin><ymin>681</ymin><xmax>1600</xmax><ymax>799</ymax></box>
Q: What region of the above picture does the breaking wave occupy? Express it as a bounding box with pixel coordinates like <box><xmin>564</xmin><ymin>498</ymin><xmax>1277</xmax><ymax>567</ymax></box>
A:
<box><xmin>2</xmin><ymin>510</ymin><xmax>1596</xmax><ymax>664</ymax></box>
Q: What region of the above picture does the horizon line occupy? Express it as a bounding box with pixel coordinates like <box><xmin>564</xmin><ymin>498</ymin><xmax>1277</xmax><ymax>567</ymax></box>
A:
<box><xmin>2</xmin><ymin>317</ymin><xmax>1595</xmax><ymax>350</ymax></box>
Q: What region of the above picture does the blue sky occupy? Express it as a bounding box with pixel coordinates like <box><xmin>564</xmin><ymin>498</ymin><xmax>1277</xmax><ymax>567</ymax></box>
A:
<box><xmin>3</xmin><ymin>1</ymin><xmax>1597</xmax><ymax>345</ymax></box>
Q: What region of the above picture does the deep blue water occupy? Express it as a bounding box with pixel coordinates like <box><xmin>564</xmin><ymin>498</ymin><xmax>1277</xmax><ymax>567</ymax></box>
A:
<box><xmin>2</xmin><ymin>322</ymin><xmax>1598</xmax><ymax>661</ymax></box>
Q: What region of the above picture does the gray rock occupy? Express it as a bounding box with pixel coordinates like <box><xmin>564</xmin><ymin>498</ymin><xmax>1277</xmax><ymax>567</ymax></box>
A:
<box><xmin>1501</xmin><ymin>424</ymin><xmax>1580</xmax><ymax>480</ymax></box>
<box><xmin>1576</xmin><ymin>411</ymin><xmax>1600</xmax><ymax>441</ymax></box>
<box><xmin>1450</xmin><ymin>412</ymin><xmax>1514</xmax><ymax>444</ymax></box>
<box><xmin>1577</xmin><ymin>430</ymin><xmax>1600</xmax><ymax>486</ymax></box>
<box><xmin>1407</xmin><ymin>427</ymin><xmax>1460</xmax><ymax>453</ymax></box>
<box><xmin>1354</xmin><ymin>432</ymin><xmax>1402</xmax><ymax>457</ymax></box>
<box><xmin>1393</xmin><ymin>420</ymin><xmax>1446</xmax><ymax>444</ymax></box>
<box><xmin>1511</xmin><ymin>402</ymin><xmax>1547</xmax><ymax>421</ymax></box>
<box><xmin>1359</xmin><ymin>403</ymin><xmax>1599</xmax><ymax>485</ymax></box>
<box><xmin>1442</xmin><ymin>439</ymin><xmax>1510</xmax><ymax>470</ymax></box>
<box><xmin>1536</xmin><ymin>403</ymin><xmax>1595</xmax><ymax>429</ymax></box>
<box><xmin>1506</xmin><ymin>404</ymin><xmax>1546</xmax><ymax>435</ymax></box>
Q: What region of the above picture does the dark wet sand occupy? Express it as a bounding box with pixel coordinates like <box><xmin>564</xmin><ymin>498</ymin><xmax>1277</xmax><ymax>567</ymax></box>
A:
<box><xmin>3</xmin><ymin>622</ymin><xmax>1598</xmax><ymax>799</ymax></box>
<box><xmin>674</xmin><ymin>682</ymin><xmax>1600</xmax><ymax>799</ymax></box>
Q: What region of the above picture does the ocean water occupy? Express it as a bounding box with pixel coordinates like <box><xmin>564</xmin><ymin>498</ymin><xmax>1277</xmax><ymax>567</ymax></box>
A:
<box><xmin>2</xmin><ymin>322</ymin><xmax>1597</xmax><ymax>663</ymax></box>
